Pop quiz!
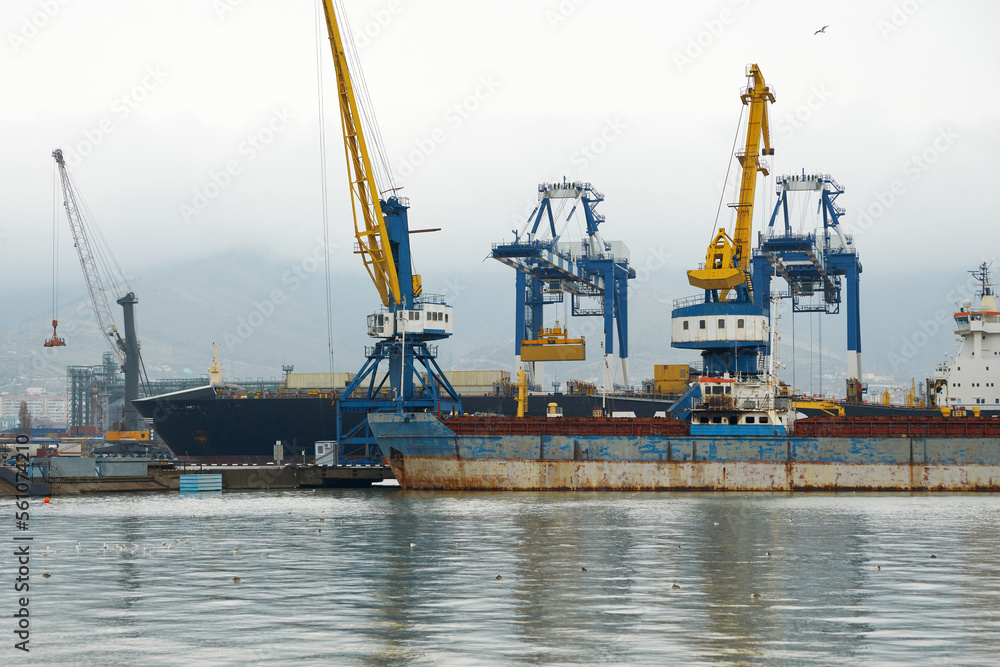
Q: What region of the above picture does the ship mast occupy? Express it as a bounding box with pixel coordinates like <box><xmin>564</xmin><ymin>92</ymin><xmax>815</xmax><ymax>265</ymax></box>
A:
<box><xmin>971</xmin><ymin>262</ymin><xmax>995</xmax><ymax>300</ymax></box>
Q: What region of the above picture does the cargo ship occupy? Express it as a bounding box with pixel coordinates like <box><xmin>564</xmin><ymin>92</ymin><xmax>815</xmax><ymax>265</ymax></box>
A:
<box><xmin>132</xmin><ymin>378</ymin><xmax>678</xmax><ymax>461</ymax></box>
<box><xmin>367</xmin><ymin>289</ymin><xmax>1000</xmax><ymax>492</ymax></box>
<box><xmin>792</xmin><ymin>262</ymin><xmax>1000</xmax><ymax>418</ymax></box>
<box><xmin>134</xmin><ymin>262</ymin><xmax>1000</xmax><ymax>463</ymax></box>
<box><xmin>368</xmin><ymin>382</ymin><xmax>1000</xmax><ymax>492</ymax></box>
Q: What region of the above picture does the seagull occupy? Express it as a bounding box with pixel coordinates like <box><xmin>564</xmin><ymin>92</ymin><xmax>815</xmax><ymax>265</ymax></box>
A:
<box><xmin>814</xmin><ymin>25</ymin><xmax>829</xmax><ymax>35</ymax></box>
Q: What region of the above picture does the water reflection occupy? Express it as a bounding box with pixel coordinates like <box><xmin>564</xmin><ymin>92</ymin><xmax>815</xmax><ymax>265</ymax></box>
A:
<box><xmin>21</xmin><ymin>491</ymin><xmax>1000</xmax><ymax>665</ymax></box>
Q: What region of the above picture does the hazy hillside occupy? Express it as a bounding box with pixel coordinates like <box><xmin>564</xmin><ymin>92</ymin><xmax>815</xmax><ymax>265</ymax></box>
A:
<box><xmin>0</xmin><ymin>248</ymin><xmax>981</xmax><ymax>396</ymax></box>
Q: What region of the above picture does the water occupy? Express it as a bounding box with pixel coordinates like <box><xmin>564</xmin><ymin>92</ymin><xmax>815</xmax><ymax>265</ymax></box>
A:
<box><xmin>10</xmin><ymin>489</ymin><xmax>1000</xmax><ymax>665</ymax></box>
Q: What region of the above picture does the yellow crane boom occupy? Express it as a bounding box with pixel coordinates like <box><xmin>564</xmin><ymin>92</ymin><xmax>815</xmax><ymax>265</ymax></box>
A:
<box><xmin>688</xmin><ymin>64</ymin><xmax>775</xmax><ymax>294</ymax></box>
<box><xmin>320</xmin><ymin>0</ymin><xmax>401</xmax><ymax>308</ymax></box>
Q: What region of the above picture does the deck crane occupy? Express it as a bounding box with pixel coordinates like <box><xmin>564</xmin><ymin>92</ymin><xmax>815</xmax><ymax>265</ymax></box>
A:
<box><xmin>320</xmin><ymin>1</ymin><xmax>461</xmax><ymax>449</ymax></box>
<box><xmin>492</xmin><ymin>180</ymin><xmax>634</xmax><ymax>390</ymax></box>
<box><xmin>672</xmin><ymin>64</ymin><xmax>776</xmax><ymax>377</ymax></box>
<box><xmin>52</xmin><ymin>148</ymin><xmax>148</xmax><ymax>439</ymax></box>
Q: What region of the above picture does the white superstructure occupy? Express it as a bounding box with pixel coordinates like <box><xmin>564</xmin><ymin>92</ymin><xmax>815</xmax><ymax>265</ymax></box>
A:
<box><xmin>934</xmin><ymin>264</ymin><xmax>1000</xmax><ymax>411</ymax></box>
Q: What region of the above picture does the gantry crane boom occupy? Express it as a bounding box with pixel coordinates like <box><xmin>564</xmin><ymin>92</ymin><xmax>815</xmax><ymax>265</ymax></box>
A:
<box><xmin>320</xmin><ymin>0</ymin><xmax>401</xmax><ymax>308</ymax></box>
<box><xmin>688</xmin><ymin>64</ymin><xmax>774</xmax><ymax>295</ymax></box>
<box><xmin>52</xmin><ymin>148</ymin><xmax>125</xmax><ymax>364</ymax></box>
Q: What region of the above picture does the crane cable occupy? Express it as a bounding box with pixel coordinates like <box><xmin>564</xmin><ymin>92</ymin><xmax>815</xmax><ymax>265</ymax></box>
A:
<box><xmin>333</xmin><ymin>0</ymin><xmax>395</xmax><ymax>194</ymax></box>
<box><xmin>709</xmin><ymin>103</ymin><xmax>746</xmax><ymax>240</ymax></box>
<box><xmin>331</xmin><ymin>0</ymin><xmax>425</xmax><ymax>290</ymax></box>
<box><xmin>316</xmin><ymin>0</ymin><xmax>336</xmax><ymax>375</ymax></box>
<box><xmin>70</xmin><ymin>171</ymin><xmax>132</xmax><ymax>296</ymax></box>
<box><xmin>51</xmin><ymin>163</ymin><xmax>60</xmax><ymax>327</ymax></box>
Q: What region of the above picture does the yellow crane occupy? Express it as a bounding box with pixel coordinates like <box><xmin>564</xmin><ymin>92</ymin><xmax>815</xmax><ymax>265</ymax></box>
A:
<box><xmin>687</xmin><ymin>64</ymin><xmax>775</xmax><ymax>299</ymax></box>
<box><xmin>320</xmin><ymin>0</ymin><xmax>403</xmax><ymax>308</ymax></box>
<box><xmin>320</xmin><ymin>1</ymin><xmax>462</xmax><ymax>446</ymax></box>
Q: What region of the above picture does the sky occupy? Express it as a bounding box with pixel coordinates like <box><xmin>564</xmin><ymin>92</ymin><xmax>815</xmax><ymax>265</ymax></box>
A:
<box><xmin>2</xmin><ymin>0</ymin><xmax>999</xmax><ymax>388</ymax></box>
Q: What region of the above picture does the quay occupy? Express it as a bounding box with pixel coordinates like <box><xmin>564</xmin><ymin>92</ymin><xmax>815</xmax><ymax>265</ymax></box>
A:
<box><xmin>0</xmin><ymin>459</ymin><xmax>393</xmax><ymax>496</ymax></box>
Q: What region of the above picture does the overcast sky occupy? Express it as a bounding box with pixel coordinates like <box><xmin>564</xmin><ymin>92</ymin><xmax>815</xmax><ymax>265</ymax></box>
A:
<box><xmin>3</xmin><ymin>0</ymin><xmax>999</xmax><ymax>359</ymax></box>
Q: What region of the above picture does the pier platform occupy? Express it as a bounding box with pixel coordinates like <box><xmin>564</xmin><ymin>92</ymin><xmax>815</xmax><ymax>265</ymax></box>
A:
<box><xmin>0</xmin><ymin>461</ymin><xmax>394</xmax><ymax>496</ymax></box>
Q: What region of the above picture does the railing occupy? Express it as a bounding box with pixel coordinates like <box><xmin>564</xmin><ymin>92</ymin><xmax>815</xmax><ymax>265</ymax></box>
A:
<box><xmin>672</xmin><ymin>294</ymin><xmax>707</xmax><ymax>309</ymax></box>
<box><xmin>692</xmin><ymin>396</ymin><xmax>791</xmax><ymax>412</ymax></box>
<box><xmin>415</xmin><ymin>293</ymin><xmax>446</xmax><ymax>306</ymax></box>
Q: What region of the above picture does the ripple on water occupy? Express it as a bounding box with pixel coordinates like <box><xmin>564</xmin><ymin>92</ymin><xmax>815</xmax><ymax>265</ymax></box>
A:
<box><xmin>18</xmin><ymin>490</ymin><xmax>1000</xmax><ymax>665</ymax></box>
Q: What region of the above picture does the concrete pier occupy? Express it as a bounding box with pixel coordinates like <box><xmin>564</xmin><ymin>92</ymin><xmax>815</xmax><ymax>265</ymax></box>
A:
<box><xmin>0</xmin><ymin>462</ymin><xmax>394</xmax><ymax>495</ymax></box>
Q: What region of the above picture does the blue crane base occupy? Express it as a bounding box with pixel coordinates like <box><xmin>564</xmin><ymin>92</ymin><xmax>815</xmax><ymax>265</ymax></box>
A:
<box><xmin>672</xmin><ymin>298</ymin><xmax>769</xmax><ymax>376</ymax></box>
<box><xmin>336</xmin><ymin>338</ymin><xmax>463</xmax><ymax>460</ymax></box>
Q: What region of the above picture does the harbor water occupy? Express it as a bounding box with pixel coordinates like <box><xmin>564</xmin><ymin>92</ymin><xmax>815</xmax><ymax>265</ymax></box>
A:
<box><xmin>10</xmin><ymin>489</ymin><xmax>1000</xmax><ymax>665</ymax></box>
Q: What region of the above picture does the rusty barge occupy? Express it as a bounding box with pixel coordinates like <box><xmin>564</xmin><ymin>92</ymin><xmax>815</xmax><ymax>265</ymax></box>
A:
<box><xmin>367</xmin><ymin>412</ymin><xmax>1000</xmax><ymax>491</ymax></box>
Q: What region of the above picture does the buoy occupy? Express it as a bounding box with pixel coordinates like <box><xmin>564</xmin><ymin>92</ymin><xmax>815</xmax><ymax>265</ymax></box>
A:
<box><xmin>44</xmin><ymin>498</ymin><xmax>50</xmax><ymax>503</ymax></box>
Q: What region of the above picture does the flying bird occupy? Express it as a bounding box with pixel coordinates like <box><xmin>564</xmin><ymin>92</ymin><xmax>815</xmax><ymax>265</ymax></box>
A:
<box><xmin>814</xmin><ymin>25</ymin><xmax>829</xmax><ymax>35</ymax></box>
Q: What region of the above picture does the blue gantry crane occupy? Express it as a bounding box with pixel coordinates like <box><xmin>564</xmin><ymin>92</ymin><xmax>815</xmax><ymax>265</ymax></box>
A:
<box><xmin>751</xmin><ymin>171</ymin><xmax>863</xmax><ymax>395</ymax></box>
<box><xmin>492</xmin><ymin>180</ymin><xmax>635</xmax><ymax>389</ymax></box>
<box><xmin>320</xmin><ymin>1</ymin><xmax>461</xmax><ymax>451</ymax></box>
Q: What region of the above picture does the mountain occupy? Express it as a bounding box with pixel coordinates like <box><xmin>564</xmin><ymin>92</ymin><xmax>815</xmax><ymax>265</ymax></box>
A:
<box><xmin>0</xmin><ymin>249</ymin><xmax>980</xmax><ymax>396</ymax></box>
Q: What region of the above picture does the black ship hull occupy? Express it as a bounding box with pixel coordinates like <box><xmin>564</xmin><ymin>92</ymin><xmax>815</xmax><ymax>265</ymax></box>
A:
<box><xmin>133</xmin><ymin>386</ymin><xmax>677</xmax><ymax>461</ymax></box>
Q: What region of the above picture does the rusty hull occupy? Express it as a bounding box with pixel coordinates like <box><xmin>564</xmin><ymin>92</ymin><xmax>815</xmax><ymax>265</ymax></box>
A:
<box><xmin>388</xmin><ymin>456</ymin><xmax>1000</xmax><ymax>491</ymax></box>
<box><xmin>370</xmin><ymin>413</ymin><xmax>1000</xmax><ymax>492</ymax></box>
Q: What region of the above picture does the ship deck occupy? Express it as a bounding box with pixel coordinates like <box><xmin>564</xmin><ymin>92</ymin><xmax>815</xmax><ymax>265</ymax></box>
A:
<box><xmin>440</xmin><ymin>414</ymin><xmax>1000</xmax><ymax>439</ymax></box>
